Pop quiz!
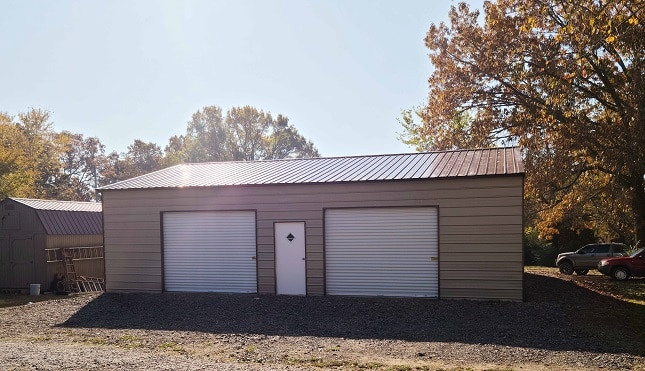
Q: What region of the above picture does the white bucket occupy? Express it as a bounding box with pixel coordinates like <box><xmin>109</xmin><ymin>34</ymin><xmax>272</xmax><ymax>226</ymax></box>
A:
<box><xmin>29</xmin><ymin>284</ymin><xmax>41</xmax><ymax>296</ymax></box>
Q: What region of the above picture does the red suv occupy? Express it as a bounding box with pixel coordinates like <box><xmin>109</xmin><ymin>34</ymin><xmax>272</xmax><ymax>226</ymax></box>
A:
<box><xmin>598</xmin><ymin>248</ymin><xmax>645</xmax><ymax>281</ymax></box>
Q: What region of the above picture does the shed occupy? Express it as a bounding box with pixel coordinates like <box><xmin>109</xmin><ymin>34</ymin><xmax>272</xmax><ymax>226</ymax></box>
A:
<box><xmin>100</xmin><ymin>147</ymin><xmax>525</xmax><ymax>300</ymax></box>
<box><xmin>0</xmin><ymin>198</ymin><xmax>104</xmax><ymax>290</ymax></box>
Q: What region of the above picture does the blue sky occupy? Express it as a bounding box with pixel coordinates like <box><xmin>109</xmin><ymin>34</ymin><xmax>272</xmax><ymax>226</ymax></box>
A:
<box><xmin>0</xmin><ymin>0</ymin><xmax>483</xmax><ymax>157</ymax></box>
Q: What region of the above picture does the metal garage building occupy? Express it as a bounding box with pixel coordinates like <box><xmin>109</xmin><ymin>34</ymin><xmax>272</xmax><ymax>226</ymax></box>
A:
<box><xmin>100</xmin><ymin>147</ymin><xmax>524</xmax><ymax>300</ymax></box>
<box><xmin>0</xmin><ymin>198</ymin><xmax>103</xmax><ymax>290</ymax></box>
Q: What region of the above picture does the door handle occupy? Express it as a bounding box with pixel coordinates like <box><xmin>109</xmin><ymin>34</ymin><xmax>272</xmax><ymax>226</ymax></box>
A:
<box><xmin>251</xmin><ymin>256</ymin><xmax>256</xmax><ymax>260</ymax></box>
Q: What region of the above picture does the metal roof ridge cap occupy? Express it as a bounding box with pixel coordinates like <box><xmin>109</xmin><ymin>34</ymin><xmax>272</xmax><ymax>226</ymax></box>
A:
<box><xmin>170</xmin><ymin>146</ymin><xmax>520</xmax><ymax>167</ymax></box>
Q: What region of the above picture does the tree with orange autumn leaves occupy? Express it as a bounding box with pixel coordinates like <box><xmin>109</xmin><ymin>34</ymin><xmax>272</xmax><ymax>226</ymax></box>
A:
<box><xmin>402</xmin><ymin>0</ymin><xmax>644</xmax><ymax>245</ymax></box>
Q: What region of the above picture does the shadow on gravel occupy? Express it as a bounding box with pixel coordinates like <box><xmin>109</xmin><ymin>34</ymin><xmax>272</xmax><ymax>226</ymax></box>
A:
<box><xmin>61</xmin><ymin>272</ymin><xmax>644</xmax><ymax>356</ymax></box>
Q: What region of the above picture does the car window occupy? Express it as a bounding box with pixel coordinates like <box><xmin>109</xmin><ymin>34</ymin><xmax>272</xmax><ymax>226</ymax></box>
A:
<box><xmin>612</xmin><ymin>244</ymin><xmax>626</xmax><ymax>254</ymax></box>
<box><xmin>579</xmin><ymin>245</ymin><xmax>595</xmax><ymax>253</ymax></box>
<box><xmin>594</xmin><ymin>245</ymin><xmax>610</xmax><ymax>254</ymax></box>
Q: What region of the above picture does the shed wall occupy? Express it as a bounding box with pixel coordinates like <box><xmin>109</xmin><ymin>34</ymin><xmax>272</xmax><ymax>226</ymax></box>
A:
<box><xmin>45</xmin><ymin>234</ymin><xmax>103</xmax><ymax>249</ymax></box>
<box><xmin>0</xmin><ymin>200</ymin><xmax>45</xmax><ymax>289</ymax></box>
<box><xmin>102</xmin><ymin>176</ymin><xmax>523</xmax><ymax>300</ymax></box>
<box><xmin>45</xmin><ymin>234</ymin><xmax>105</xmax><ymax>286</ymax></box>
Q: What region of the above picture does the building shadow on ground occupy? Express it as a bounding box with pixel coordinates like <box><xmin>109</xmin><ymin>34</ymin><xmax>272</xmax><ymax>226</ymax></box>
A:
<box><xmin>60</xmin><ymin>272</ymin><xmax>644</xmax><ymax>356</ymax></box>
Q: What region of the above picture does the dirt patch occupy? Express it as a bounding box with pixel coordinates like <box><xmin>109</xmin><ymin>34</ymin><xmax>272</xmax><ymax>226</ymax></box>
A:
<box><xmin>0</xmin><ymin>292</ymin><xmax>75</xmax><ymax>308</ymax></box>
<box><xmin>0</xmin><ymin>270</ymin><xmax>643</xmax><ymax>370</ymax></box>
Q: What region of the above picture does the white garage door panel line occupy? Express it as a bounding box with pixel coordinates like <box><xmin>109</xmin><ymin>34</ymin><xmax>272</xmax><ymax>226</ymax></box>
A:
<box><xmin>163</xmin><ymin>211</ymin><xmax>257</xmax><ymax>293</ymax></box>
<box><xmin>325</xmin><ymin>207</ymin><xmax>439</xmax><ymax>298</ymax></box>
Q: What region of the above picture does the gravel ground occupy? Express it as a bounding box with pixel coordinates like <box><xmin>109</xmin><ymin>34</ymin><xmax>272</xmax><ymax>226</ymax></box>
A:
<box><xmin>0</xmin><ymin>271</ymin><xmax>643</xmax><ymax>370</ymax></box>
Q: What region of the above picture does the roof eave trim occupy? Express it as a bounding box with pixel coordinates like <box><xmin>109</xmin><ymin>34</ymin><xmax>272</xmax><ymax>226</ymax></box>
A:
<box><xmin>98</xmin><ymin>172</ymin><xmax>525</xmax><ymax>192</ymax></box>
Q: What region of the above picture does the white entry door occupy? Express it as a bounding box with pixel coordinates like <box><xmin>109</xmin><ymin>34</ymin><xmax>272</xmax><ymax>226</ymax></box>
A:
<box><xmin>275</xmin><ymin>222</ymin><xmax>306</xmax><ymax>295</ymax></box>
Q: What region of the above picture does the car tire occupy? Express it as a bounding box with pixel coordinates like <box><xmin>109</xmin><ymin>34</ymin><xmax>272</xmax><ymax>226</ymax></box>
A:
<box><xmin>558</xmin><ymin>261</ymin><xmax>574</xmax><ymax>275</ymax></box>
<box><xmin>575</xmin><ymin>269</ymin><xmax>589</xmax><ymax>275</ymax></box>
<box><xmin>611</xmin><ymin>267</ymin><xmax>630</xmax><ymax>281</ymax></box>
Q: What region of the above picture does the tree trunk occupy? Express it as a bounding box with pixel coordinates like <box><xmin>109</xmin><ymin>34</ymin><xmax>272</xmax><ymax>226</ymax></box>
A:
<box><xmin>632</xmin><ymin>175</ymin><xmax>645</xmax><ymax>247</ymax></box>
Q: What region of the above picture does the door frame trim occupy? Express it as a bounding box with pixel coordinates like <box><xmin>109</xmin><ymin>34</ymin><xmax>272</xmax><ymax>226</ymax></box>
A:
<box><xmin>273</xmin><ymin>221</ymin><xmax>307</xmax><ymax>295</ymax></box>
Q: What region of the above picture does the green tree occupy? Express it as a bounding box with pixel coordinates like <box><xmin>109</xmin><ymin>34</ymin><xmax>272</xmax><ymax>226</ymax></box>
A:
<box><xmin>166</xmin><ymin>105</ymin><xmax>320</xmax><ymax>163</ymax></box>
<box><xmin>181</xmin><ymin>105</ymin><xmax>227</xmax><ymax>163</ymax></box>
<box><xmin>53</xmin><ymin>132</ymin><xmax>106</xmax><ymax>201</ymax></box>
<box><xmin>405</xmin><ymin>0</ymin><xmax>644</xmax><ymax>244</ymax></box>
<box><xmin>124</xmin><ymin>139</ymin><xmax>163</xmax><ymax>176</ymax></box>
<box><xmin>13</xmin><ymin>108</ymin><xmax>60</xmax><ymax>199</ymax></box>
<box><xmin>0</xmin><ymin>113</ymin><xmax>31</xmax><ymax>199</ymax></box>
<box><xmin>263</xmin><ymin>113</ymin><xmax>319</xmax><ymax>160</ymax></box>
<box><xmin>400</xmin><ymin>110</ymin><xmax>498</xmax><ymax>151</ymax></box>
<box><xmin>102</xmin><ymin>140</ymin><xmax>163</xmax><ymax>185</ymax></box>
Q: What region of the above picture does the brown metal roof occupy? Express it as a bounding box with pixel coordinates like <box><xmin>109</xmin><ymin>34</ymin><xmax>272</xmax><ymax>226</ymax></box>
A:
<box><xmin>8</xmin><ymin>198</ymin><xmax>102</xmax><ymax>235</ymax></box>
<box><xmin>35</xmin><ymin>209</ymin><xmax>103</xmax><ymax>235</ymax></box>
<box><xmin>100</xmin><ymin>147</ymin><xmax>524</xmax><ymax>191</ymax></box>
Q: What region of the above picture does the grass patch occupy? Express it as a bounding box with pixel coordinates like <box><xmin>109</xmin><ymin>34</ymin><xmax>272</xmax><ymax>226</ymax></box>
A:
<box><xmin>117</xmin><ymin>334</ymin><xmax>144</xmax><ymax>349</ymax></box>
<box><xmin>362</xmin><ymin>362</ymin><xmax>386</xmax><ymax>369</ymax></box>
<box><xmin>285</xmin><ymin>357</ymin><xmax>386</xmax><ymax>369</ymax></box>
<box><xmin>525</xmin><ymin>266</ymin><xmax>645</xmax><ymax>305</ymax></box>
<box><xmin>327</xmin><ymin>344</ymin><xmax>341</xmax><ymax>352</ymax></box>
<box><xmin>84</xmin><ymin>337</ymin><xmax>108</xmax><ymax>345</ymax></box>
<box><xmin>30</xmin><ymin>335</ymin><xmax>52</xmax><ymax>342</ymax></box>
<box><xmin>159</xmin><ymin>341</ymin><xmax>187</xmax><ymax>354</ymax></box>
<box><xmin>244</xmin><ymin>345</ymin><xmax>258</xmax><ymax>353</ymax></box>
<box><xmin>290</xmin><ymin>358</ymin><xmax>347</xmax><ymax>368</ymax></box>
<box><xmin>606</xmin><ymin>280</ymin><xmax>645</xmax><ymax>305</ymax></box>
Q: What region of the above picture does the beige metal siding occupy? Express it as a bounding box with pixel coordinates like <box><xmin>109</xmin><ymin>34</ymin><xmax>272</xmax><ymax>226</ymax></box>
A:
<box><xmin>102</xmin><ymin>176</ymin><xmax>523</xmax><ymax>300</ymax></box>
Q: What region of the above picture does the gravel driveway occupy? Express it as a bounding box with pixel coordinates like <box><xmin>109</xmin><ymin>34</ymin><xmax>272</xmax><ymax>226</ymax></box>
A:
<box><xmin>0</xmin><ymin>271</ymin><xmax>643</xmax><ymax>370</ymax></box>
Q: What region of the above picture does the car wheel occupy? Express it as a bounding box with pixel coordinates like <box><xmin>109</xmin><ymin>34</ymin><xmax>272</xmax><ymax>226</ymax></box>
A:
<box><xmin>575</xmin><ymin>269</ymin><xmax>589</xmax><ymax>275</ymax></box>
<box><xmin>558</xmin><ymin>261</ymin><xmax>574</xmax><ymax>275</ymax></box>
<box><xmin>611</xmin><ymin>267</ymin><xmax>630</xmax><ymax>281</ymax></box>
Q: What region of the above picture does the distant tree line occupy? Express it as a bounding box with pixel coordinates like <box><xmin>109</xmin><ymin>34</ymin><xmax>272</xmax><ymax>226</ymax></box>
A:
<box><xmin>0</xmin><ymin>105</ymin><xmax>319</xmax><ymax>201</ymax></box>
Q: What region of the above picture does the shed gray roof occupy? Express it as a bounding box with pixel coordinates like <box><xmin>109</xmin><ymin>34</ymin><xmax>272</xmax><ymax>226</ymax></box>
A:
<box><xmin>8</xmin><ymin>198</ymin><xmax>102</xmax><ymax>235</ymax></box>
<box><xmin>100</xmin><ymin>147</ymin><xmax>524</xmax><ymax>191</ymax></box>
<box><xmin>10</xmin><ymin>198</ymin><xmax>102</xmax><ymax>212</ymax></box>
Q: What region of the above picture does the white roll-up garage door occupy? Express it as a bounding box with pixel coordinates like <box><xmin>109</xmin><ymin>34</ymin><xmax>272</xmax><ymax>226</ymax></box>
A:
<box><xmin>325</xmin><ymin>207</ymin><xmax>438</xmax><ymax>297</ymax></box>
<box><xmin>163</xmin><ymin>211</ymin><xmax>257</xmax><ymax>293</ymax></box>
